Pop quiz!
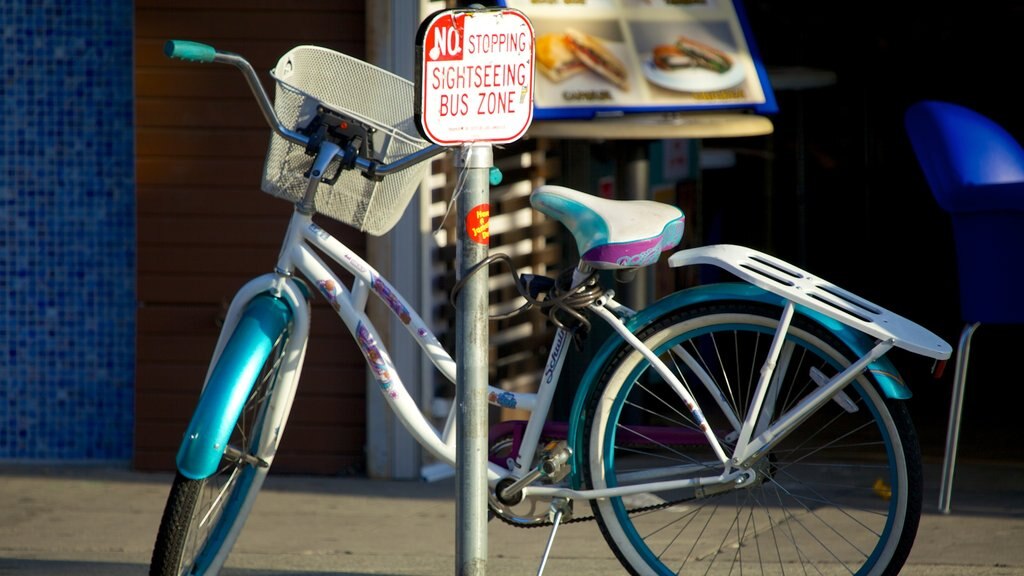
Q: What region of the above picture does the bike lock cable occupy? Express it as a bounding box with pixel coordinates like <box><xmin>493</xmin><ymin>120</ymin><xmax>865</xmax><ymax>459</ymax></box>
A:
<box><xmin>448</xmin><ymin>253</ymin><xmax>604</xmax><ymax>334</ymax></box>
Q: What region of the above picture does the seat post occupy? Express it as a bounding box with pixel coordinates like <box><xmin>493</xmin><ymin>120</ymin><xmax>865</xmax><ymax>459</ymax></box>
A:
<box><xmin>939</xmin><ymin>321</ymin><xmax>981</xmax><ymax>514</ymax></box>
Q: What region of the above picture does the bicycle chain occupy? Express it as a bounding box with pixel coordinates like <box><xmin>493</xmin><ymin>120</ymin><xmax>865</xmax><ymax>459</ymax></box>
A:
<box><xmin>489</xmin><ymin>494</ymin><xmax>696</xmax><ymax>529</ymax></box>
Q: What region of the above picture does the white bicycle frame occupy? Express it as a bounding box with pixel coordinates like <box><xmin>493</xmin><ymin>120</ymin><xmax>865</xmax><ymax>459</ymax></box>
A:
<box><xmin>210</xmin><ymin>175</ymin><xmax>952</xmax><ymax>505</ymax></box>
<box><xmin>188</xmin><ymin>48</ymin><xmax>952</xmax><ymax>504</ymax></box>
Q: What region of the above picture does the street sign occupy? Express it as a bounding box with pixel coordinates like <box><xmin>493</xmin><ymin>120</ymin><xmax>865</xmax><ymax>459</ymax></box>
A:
<box><xmin>415</xmin><ymin>8</ymin><xmax>535</xmax><ymax>145</ymax></box>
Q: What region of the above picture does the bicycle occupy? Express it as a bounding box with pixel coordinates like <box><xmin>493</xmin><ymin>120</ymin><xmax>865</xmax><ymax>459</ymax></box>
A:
<box><xmin>150</xmin><ymin>39</ymin><xmax>953</xmax><ymax>576</ymax></box>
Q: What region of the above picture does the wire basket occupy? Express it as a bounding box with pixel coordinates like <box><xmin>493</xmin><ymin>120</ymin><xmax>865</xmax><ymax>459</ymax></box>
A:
<box><xmin>261</xmin><ymin>46</ymin><xmax>431</xmax><ymax>235</ymax></box>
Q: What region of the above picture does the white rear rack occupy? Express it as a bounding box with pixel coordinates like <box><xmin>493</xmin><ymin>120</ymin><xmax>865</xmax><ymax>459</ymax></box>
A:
<box><xmin>668</xmin><ymin>244</ymin><xmax>952</xmax><ymax>360</ymax></box>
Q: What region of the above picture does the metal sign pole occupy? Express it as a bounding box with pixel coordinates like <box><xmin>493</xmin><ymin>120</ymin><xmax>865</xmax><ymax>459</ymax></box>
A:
<box><xmin>414</xmin><ymin>8</ymin><xmax>534</xmax><ymax>575</ymax></box>
<box><xmin>454</xmin><ymin>142</ymin><xmax>492</xmax><ymax>576</ymax></box>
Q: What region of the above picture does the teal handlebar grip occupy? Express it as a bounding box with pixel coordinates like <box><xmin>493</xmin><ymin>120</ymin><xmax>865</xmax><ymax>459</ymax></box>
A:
<box><xmin>164</xmin><ymin>40</ymin><xmax>217</xmax><ymax>63</ymax></box>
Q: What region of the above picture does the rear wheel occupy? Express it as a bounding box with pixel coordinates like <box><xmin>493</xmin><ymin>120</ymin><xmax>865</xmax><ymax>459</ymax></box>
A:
<box><xmin>582</xmin><ymin>302</ymin><xmax>922</xmax><ymax>576</ymax></box>
<box><xmin>149</xmin><ymin>319</ymin><xmax>290</xmax><ymax>576</ymax></box>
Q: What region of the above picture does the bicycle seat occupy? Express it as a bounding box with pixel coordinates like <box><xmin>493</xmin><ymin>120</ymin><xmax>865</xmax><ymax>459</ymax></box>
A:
<box><xmin>531</xmin><ymin>185</ymin><xmax>684</xmax><ymax>269</ymax></box>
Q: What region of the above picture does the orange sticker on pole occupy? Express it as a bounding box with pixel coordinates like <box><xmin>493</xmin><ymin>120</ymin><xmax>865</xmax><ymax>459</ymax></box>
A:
<box><xmin>466</xmin><ymin>203</ymin><xmax>490</xmax><ymax>244</ymax></box>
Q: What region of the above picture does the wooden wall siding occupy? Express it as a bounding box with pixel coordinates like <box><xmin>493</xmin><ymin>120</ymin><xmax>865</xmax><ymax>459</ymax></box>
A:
<box><xmin>134</xmin><ymin>0</ymin><xmax>369</xmax><ymax>475</ymax></box>
<box><xmin>428</xmin><ymin>138</ymin><xmax>563</xmax><ymax>425</ymax></box>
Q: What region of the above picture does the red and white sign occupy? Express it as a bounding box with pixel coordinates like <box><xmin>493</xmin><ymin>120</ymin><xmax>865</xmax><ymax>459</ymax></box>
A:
<box><xmin>416</xmin><ymin>8</ymin><xmax>535</xmax><ymax>145</ymax></box>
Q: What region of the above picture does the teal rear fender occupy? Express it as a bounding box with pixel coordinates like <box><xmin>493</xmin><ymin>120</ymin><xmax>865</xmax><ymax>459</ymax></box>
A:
<box><xmin>567</xmin><ymin>283</ymin><xmax>910</xmax><ymax>487</ymax></box>
<box><xmin>176</xmin><ymin>293</ymin><xmax>293</xmax><ymax>480</ymax></box>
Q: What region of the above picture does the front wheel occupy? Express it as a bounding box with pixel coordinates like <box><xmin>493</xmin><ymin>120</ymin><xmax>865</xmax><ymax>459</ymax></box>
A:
<box><xmin>582</xmin><ymin>301</ymin><xmax>922</xmax><ymax>576</ymax></box>
<box><xmin>149</xmin><ymin>311</ymin><xmax>291</xmax><ymax>576</ymax></box>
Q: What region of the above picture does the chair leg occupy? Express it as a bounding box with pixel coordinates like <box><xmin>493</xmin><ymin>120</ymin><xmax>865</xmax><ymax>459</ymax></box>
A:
<box><xmin>938</xmin><ymin>321</ymin><xmax>980</xmax><ymax>514</ymax></box>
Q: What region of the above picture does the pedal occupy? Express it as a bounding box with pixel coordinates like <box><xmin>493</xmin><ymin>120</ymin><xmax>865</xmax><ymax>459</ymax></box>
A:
<box><xmin>497</xmin><ymin>440</ymin><xmax>572</xmax><ymax>504</ymax></box>
<box><xmin>538</xmin><ymin>440</ymin><xmax>572</xmax><ymax>483</ymax></box>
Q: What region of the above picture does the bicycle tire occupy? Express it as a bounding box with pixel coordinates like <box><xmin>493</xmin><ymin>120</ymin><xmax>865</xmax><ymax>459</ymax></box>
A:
<box><xmin>149</xmin><ymin>314</ymin><xmax>291</xmax><ymax>576</ymax></box>
<box><xmin>581</xmin><ymin>301</ymin><xmax>922</xmax><ymax>576</ymax></box>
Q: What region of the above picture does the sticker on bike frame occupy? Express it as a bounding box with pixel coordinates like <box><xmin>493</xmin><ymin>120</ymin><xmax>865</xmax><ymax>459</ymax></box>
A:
<box><xmin>371</xmin><ymin>273</ymin><xmax>412</xmax><ymax>324</ymax></box>
<box><xmin>489</xmin><ymin>390</ymin><xmax>517</xmax><ymax>409</ymax></box>
<box><xmin>356</xmin><ymin>322</ymin><xmax>396</xmax><ymax>396</ymax></box>
<box><xmin>466</xmin><ymin>203</ymin><xmax>490</xmax><ymax>244</ymax></box>
<box><xmin>317</xmin><ymin>279</ymin><xmax>341</xmax><ymax>312</ymax></box>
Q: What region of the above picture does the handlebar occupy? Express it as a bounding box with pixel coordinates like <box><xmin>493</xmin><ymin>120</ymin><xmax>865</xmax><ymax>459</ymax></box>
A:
<box><xmin>163</xmin><ymin>40</ymin><xmax>448</xmax><ymax>178</ymax></box>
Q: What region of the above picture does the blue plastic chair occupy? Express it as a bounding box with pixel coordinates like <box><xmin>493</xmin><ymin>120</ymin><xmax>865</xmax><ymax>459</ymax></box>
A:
<box><xmin>905</xmin><ymin>100</ymin><xmax>1024</xmax><ymax>513</ymax></box>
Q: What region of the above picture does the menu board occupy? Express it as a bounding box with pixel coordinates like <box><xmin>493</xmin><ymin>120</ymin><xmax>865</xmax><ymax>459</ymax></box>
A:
<box><xmin>498</xmin><ymin>0</ymin><xmax>777</xmax><ymax>120</ymax></box>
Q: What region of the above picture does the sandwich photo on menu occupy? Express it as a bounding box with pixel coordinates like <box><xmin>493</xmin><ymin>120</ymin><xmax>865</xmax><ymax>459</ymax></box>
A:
<box><xmin>642</xmin><ymin>33</ymin><xmax>745</xmax><ymax>93</ymax></box>
<box><xmin>653</xmin><ymin>36</ymin><xmax>732</xmax><ymax>73</ymax></box>
<box><xmin>535</xmin><ymin>28</ymin><xmax>630</xmax><ymax>91</ymax></box>
<box><xmin>536</xmin><ymin>32</ymin><xmax>587</xmax><ymax>83</ymax></box>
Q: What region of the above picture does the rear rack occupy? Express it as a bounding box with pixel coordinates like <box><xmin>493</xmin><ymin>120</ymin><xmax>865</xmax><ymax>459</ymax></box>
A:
<box><xmin>668</xmin><ymin>244</ymin><xmax>952</xmax><ymax>360</ymax></box>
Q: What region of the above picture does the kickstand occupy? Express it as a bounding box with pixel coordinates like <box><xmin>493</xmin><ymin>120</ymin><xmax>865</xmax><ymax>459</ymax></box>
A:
<box><xmin>537</xmin><ymin>497</ymin><xmax>571</xmax><ymax>576</ymax></box>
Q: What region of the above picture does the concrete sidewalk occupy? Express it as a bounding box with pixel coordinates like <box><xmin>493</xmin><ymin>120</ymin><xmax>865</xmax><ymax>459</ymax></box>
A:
<box><xmin>0</xmin><ymin>459</ymin><xmax>1022</xmax><ymax>575</ymax></box>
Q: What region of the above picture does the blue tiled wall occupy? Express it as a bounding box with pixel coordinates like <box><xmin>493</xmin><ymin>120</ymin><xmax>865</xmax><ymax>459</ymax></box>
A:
<box><xmin>0</xmin><ymin>2</ymin><xmax>136</xmax><ymax>460</ymax></box>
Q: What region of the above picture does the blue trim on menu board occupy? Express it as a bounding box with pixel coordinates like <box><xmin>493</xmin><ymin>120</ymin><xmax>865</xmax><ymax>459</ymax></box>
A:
<box><xmin>495</xmin><ymin>0</ymin><xmax>774</xmax><ymax>119</ymax></box>
<box><xmin>732</xmin><ymin>0</ymin><xmax>777</xmax><ymax>115</ymax></box>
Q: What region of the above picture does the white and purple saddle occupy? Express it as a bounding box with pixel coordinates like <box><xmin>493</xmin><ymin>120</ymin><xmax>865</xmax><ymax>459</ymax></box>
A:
<box><xmin>530</xmin><ymin>185</ymin><xmax>685</xmax><ymax>270</ymax></box>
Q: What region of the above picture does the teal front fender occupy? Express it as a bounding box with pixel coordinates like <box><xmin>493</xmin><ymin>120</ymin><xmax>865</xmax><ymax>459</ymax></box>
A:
<box><xmin>567</xmin><ymin>282</ymin><xmax>910</xmax><ymax>488</ymax></box>
<box><xmin>176</xmin><ymin>294</ymin><xmax>293</xmax><ymax>480</ymax></box>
